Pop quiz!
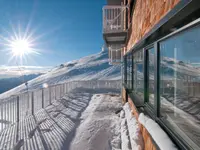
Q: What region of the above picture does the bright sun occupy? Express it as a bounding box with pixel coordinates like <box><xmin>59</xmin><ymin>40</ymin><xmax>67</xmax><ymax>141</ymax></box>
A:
<box><xmin>1</xmin><ymin>24</ymin><xmax>41</xmax><ymax>65</ymax></box>
<box><xmin>10</xmin><ymin>39</ymin><xmax>31</xmax><ymax>56</ymax></box>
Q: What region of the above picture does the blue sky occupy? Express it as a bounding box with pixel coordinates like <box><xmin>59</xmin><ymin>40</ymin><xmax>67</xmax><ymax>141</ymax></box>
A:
<box><xmin>0</xmin><ymin>0</ymin><xmax>106</xmax><ymax>67</ymax></box>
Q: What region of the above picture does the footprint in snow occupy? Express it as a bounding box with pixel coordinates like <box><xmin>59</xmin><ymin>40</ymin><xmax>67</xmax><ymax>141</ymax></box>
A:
<box><xmin>41</xmin><ymin>128</ymin><xmax>51</xmax><ymax>133</ymax></box>
<box><xmin>13</xmin><ymin>139</ymin><xmax>24</xmax><ymax>150</ymax></box>
<box><xmin>28</xmin><ymin>127</ymin><xmax>37</xmax><ymax>139</ymax></box>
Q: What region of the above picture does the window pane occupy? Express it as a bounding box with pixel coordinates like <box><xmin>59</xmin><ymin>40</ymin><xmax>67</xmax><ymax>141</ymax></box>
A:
<box><xmin>160</xmin><ymin>25</ymin><xmax>200</xmax><ymax>149</ymax></box>
<box><xmin>122</xmin><ymin>57</ymin><xmax>124</xmax><ymax>84</ymax></box>
<box><xmin>127</xmin><ymin>55</ymin><xmax>130</xmax><ymax>87</ymax></box>
<box><xmin>148</xmin><ymin>48</ymin><xmax>155</xmax><ymax>106</ymax></box>
<box><xmin>127</xmin><ymin>54</ymin><xmax>132</xmax><ymax>89</ymax></box>
<box><xmin>133</xmin><ymin>51</ymin><xmax>144</xmax><ymax>101</ymax></box>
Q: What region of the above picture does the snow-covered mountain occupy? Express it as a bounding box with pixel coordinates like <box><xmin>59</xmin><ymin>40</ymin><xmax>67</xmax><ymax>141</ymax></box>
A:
<box><xmin>0</xmin><ymin>74</ymin><xmax>42</xmax><ymax>94</ymax></box>
<box><xmin>0</xmin><ymin>65</ymin><xmax>51</xmax><ymax>79</ymax></box>
<box><xmin>0</xmin><ymin>50</ymin><xmax>121</xmax><ymax>99</ymax></box>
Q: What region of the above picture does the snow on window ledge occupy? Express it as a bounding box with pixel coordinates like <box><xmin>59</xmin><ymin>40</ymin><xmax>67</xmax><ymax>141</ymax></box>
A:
<box><xmin>138</xmin><ymin>113</ymin><xmax>177</xmax><ymax>150</ymax></box>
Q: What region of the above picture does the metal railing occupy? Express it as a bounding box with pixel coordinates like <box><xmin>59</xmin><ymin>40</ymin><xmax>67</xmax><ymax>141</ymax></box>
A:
<box><xmin>109</xmin><ymin>45</ymin><xmax>122</xmax><ymax>64</ymax></box>
<box><xmin>0</xmin><ymin>80</ymin><xmax>121</xmax><ymax>131</ymax></box>
<box><xmin>103</xmin><ymin>5</ymin><xmax>127</xmax><ymax>33</ymax></box>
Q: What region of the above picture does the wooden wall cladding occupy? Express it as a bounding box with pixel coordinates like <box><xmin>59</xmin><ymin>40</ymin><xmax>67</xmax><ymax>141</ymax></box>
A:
<box><xmin>127</xmin><ymin>96</ymin><xmax>157</xmax><ymax>150</ymax></box>
<box><xmin>126</xmin><ymin>0</ymin><xmax>180</xmax><ymax>51</ymax></box>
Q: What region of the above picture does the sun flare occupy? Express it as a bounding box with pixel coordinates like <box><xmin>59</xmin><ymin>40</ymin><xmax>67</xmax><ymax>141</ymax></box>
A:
<box><xmin>10</xmin><ymin>39</ymin><xmax>31</xmax><ymax>56</ymax></box>
<box><xmin>0</xmin><ymin>23</ymin><xmax>43</xmax><ymax>65</ymax></box>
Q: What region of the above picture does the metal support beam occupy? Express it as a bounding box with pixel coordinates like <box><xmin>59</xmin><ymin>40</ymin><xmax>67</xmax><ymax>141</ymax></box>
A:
<box><xmin>154</xmin><ymin>42</ymin><xmax>160</xmax><ymax>117</ymax></box>
<box><xmin>144</xmin><ymin>48</ymin><xmax>148</xmax><ymax>103</ymax></box>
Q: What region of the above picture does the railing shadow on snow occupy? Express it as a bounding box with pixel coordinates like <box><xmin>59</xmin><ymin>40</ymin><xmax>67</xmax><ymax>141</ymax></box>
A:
<box><xmin>0</xmin><ymin>80</ymin><xmax>121</xmax><ymax>150</ymax></box>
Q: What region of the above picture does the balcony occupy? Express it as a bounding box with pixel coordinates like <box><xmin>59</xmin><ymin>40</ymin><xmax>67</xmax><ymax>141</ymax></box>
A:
<box><xmin>103</xmin><ymin>5</ymin><xmax>127</xmax><ymax>46</ymax></box>
<box><xmin>108</xmin><ymin>45</ymin><xmax>122</xmax><ymax>65</ymax></box>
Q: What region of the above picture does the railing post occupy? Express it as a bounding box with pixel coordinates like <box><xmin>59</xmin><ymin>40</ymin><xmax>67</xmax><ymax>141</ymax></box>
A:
<box><xmin>1</xmin><ymin>102</ymin><xmax>3</xmax><ymax>130</ymax></box>
<box><xmin>7</xmin><ymin>101</ymin><xmax>11</xmax><ymax>125</ymax></box>
<box><xmin>54</xmin><ymin>85</ymin><xmax>57</xmax><ymax>101</ymax></box>
<box><xmin>49</xmin><ymin>87</ymin><xmax>51</xmax><ymax>105</ymax></box>
<box><xmin>42</xmin><ymin>89</ymin><xmax>44</xmax><ymax>108</ymax></box>
<box><xmin>63</xmin><ymin>84</ymin><xmax>64</xmax><ymax>96</ymax></box>
<box><xmin>60</xmin><ymin>85</ymin><xmax>62</xmax><ymax>98</ymax></box>
<box><xmin>60</xmin><ymin>85</ymin><xmax>61</xmax><ymax>98</ymax></box>
<box><xmin>17</xmin><ymin>96</ymin><xmax>19</xmax><ymax>122</ymax></box>
<box><xmin>27</xmin><ymin>93</ymin><xmax>30</xmax><ymax>113</ymax></box>
<box><xmin>62</xmin><ymin>84</ymin><xmax>64</xmax><ymax>97</ymax></box>
<box><xmin>31</xmin><ymin>92</ymin><xmax>34</xmax><ymax>115</ymax></box>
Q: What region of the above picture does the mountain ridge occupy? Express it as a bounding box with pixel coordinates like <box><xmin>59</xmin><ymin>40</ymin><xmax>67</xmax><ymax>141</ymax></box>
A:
<box><xmin>0</xmin><ymin>50</ymin><xmax>121</xmax><ymax>99</ymax></box>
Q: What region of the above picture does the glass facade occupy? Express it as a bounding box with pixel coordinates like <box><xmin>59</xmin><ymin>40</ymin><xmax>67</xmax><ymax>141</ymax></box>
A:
<box><xmin>124</xmin><ymin>56</ymin><xmax>127</xmax><ymax>85</ymax></box>
<box><xmin>160</xmin><ymin>25</ymin><xmax>200</xmax><ymax>149</ymax></box>
<box><xmin>123</xmin><ymin>21</ymin><xmax>200</xmax><ymax>149</ymax></box>
<box><xmin>133</xmin><ymin>51</ymin><xmax>144</xmax><ymax>100</ymax></box>
<box><xmin>148</xmin><ymin>48</ymin><xmax>155</xmax><ymax>106</ymax></box>
<box><xmin>127</xmin><ymin>54</ymin><xmax>132</xmax><ymax>89</ymax></box>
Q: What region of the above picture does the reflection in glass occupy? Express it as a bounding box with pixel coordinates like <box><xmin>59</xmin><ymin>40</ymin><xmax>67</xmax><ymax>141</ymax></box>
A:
<box><xmin>160</xmin><ymin>25</ymin><xmax>200</xmax><ymax>149</ymax></box>
<box><xmin>133</xmin><ymin>51</ymin><xmax>144</xmax><ymax>100</ymax></box>
<box><xmin>127</xmin><ymin>55</ymin><xmax>132</xmax><ymax>89</ymax></box>
<box><xmin>122</xmin><ymin>57</ymin><xmax>125</xmax><ymax>84</ymax></box>
<box><xmin>148</xmin><ymin>48</ymin><xmax>155</xmax><ymax>106</ymax></box>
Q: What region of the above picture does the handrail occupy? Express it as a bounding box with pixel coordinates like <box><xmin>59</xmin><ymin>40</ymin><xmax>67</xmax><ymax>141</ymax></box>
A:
<box><xmin>0</xmin><ymin>80</ymin><xmax>121</xmax><ymax>131</ymax></box>
<box><xmin>103</xmin><ymin>5</ymin><xmax>127</xmax><ymax>33</ymax></box>
<box><xmin>109</xmin><ymin>45</ymin><xmax>122</xmax><ymax>64</ymax></box>
<box><xmin>103</xmin><ymin>5</ymin><xmax>127</xmax><ymax>9</ymax></box>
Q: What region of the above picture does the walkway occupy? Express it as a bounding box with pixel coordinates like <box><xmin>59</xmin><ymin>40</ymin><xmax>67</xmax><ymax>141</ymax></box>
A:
<box><xmin>0</xmin><ymin>90</ymin><xmax>121</xmax><ymax>150</ymax></box>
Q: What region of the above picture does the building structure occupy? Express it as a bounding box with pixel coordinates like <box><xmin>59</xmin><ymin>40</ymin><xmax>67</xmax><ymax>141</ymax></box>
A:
<box><xmin>102</xmin><ymin>0</ymin><xmax>200</xmax><ymax>149</ymax></box>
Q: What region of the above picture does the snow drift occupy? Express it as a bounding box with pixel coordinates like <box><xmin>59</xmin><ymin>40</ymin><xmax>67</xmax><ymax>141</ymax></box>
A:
<box><xmin>121</xmin><ymin>103</ymin><xmax>144</xmax><ymax>150</ymax></box>
<box><xmin>138</xmin><ymin>113</ymin><xmax>177</xmax><ymax>150</ymax></box>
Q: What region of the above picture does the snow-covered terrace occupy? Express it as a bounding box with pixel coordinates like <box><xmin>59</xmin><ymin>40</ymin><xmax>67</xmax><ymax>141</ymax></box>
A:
<box><xmin>0</xmin><ymin>92</ymin><xmax>121</xmax><ymax>150</ymax></box>
<box><xmin>0</xmin><ymin>81</ymin><xmax>126</xmax><ymax>150</ymax></box>
<box><xmin>0</xmin><ymin>80</ymin><xmax>178</xmax><ymax>150</ymax></box>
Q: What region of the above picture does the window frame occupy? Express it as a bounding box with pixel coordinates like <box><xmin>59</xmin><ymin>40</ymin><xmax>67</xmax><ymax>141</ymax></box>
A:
<box><xmin>144</xmin><ymin>45</ymin><xmax>156</xmax><ymax>110</ymax></box>
<box><xmin>155</xmin><ymin>18</ymin><xmax>200</xmax><ymax>150</ymax></box>
<box><xmin>131</xmin><ymin>49</ymin><xmax>145</xmax><ymax>107</ymax></box>
<box><xmin>129</xmin><ymin>54</ymin><xmax>133</xmax><ymax>90</ymax></box>
<box><xmin>123</xmin><ymin>55</ymin><xmax>127</xmax><ymax>85</ymax></box>
<box><xmin>123</xmin><ymin>52</ymin><xmax>133</xmax><ymax>92</ymax></box>
<box><xmin>123</xmin><ymin>17</ymin><xmax>200</xmax><ymax>150</ymax></box>
<box><xmin>126</xmin><ymin>52</ymin><xmax>133</xmax><ymax>91</ymax></box>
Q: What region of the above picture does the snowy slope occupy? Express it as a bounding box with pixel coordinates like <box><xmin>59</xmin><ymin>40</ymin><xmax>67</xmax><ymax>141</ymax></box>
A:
<box><xmin>0</xmin><ymin>50</ymin><xmax>121</xmax><ymax>99</ymax></box>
